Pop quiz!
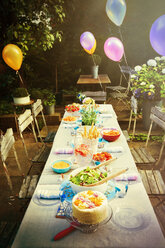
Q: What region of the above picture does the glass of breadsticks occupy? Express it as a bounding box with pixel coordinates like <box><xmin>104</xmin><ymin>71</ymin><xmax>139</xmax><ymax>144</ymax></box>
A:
<box><xmin>80</xmin><ymin>123</ymin><xmax>100</xmax><ymax>154</ymax></box>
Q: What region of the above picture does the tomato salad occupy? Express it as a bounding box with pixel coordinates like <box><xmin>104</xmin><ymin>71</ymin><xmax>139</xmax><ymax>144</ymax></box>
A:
<box><xmin>93</xmin><ymin>152</ymin><xmax>112</xmax><ymax>162</ymax></box>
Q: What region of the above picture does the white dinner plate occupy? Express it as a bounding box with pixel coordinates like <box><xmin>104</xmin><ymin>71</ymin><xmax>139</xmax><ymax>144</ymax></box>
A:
<box><xmin>111</xmin><ymin>203</ymin><xmax>150</xmax><ymax>231</ymax></box>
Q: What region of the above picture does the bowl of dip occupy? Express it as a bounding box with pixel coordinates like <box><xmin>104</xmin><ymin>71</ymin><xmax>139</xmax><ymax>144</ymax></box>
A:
<box><xmin>51</xmin><ymin>160</ymin><xmax>72</xmax><ymax>173</ymax></box>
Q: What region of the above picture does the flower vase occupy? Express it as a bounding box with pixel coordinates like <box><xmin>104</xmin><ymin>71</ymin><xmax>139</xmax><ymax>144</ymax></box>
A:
<box><xmin>45</xmin><ymin>104</ymin><xmax>55</xmax><ymax>115</ymax></box>
<box><xmin>142</xmin><ymin>99</ymin><xmax>162</xmax><ymax>130</ymax></box>
<box><xmin>91</xmin><ymin>65</ymin><xmax>99</xmax><ymax>79</ymax></box>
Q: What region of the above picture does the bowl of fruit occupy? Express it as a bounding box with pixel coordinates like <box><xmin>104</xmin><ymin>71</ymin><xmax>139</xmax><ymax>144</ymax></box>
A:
<box><xmin>101</xmin><ymin>128</ymin><xmax>120</xmax><ymax>142</ymax></box>
<box><xmin>65</xmin><ymin>104</ymin><xmax>80</xmax><ymax>116</ymax></box>
<box><xmin>92</xmin><ymin>152</ymin><xmax>112</xmax><ymax>165</ymax></box>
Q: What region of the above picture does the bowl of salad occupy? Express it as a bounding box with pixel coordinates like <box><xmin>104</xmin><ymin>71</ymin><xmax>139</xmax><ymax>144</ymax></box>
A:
<box><xmin>69</xmin><ymin>166</ymin><xmax>108</xmax><ymax>193</ymax></box>
<box><xmin>101</xmin><ymin>128</ymin><xmax>120</xmax><ymax>142</ymax></box>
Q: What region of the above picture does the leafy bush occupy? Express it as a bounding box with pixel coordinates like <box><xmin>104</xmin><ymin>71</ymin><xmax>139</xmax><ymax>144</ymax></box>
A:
<box><xmin>12</xmin><ymin>88</ymin><xmax>29</xmax><ymax>97</ymax></box>
<box><xmin>0</xmin><ymin>101</ymin><xmax>14</xmax><ymax>115</ymax></box>
<box><xmin>30</xmin><ymin>88</ymin><xmax>56</xmax><ymax>106</ymax></box>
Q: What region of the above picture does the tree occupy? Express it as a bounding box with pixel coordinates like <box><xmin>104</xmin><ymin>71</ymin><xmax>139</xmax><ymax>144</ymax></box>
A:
<box><xmin>0</xmin><ymin>0</ymin><xmax>66</xmax><ymax>54</ymax></box>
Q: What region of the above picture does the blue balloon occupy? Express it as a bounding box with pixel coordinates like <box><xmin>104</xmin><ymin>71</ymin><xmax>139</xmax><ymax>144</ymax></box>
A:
<box><xmin>106</xmin><ymin>0</ymin><xmax>126</xmax><ymax>26</ymax></box>
<box><xmin>150</xmin><ymin>15</ymin><xmax>165</xmax><ymax>56</ymax></box>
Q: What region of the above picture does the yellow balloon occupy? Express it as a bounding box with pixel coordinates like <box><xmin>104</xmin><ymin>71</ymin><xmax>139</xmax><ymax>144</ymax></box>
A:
<box><xmin>2</xmin><ymin>44</ymin><xmax>23</xmax><ymax>71</ymax></box>
<box><xmin>84</xmin><ymin>40</ymin><xmax>96</xmax><ymax>54</ymax></box>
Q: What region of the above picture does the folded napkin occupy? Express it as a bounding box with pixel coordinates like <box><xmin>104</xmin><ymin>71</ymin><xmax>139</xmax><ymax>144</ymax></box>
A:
<box><xmin>37</xmin><ymin>190</ymin><xmax>60</xmax><ymax>199</ymax></box>
<box><xmin>103</xmin><ymin>146</ymin><xmax>124</xmax><ymax>153</ymax></box>
<box><xmin>115</xmin><ymin>175</ymin><xmax>138</xmax><ymax>181</ymax></box>
<box><xmin>54</xmin><ymin>148</ymin><xmax>74</xmax><ymax>154</ymax></box>
<box><xmin>100</xmin><ymin>114</ymin><xmax>113</xmax><ymax>118</ymax></box>
<box><xmin>63</xmin><ymin>124</ymin><xmax>79</xmax><ymax>128</ymax></box>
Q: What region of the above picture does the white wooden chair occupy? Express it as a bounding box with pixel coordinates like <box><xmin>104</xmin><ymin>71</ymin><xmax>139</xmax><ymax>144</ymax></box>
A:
<box><xmin>31</xmin><ymin>99</ymin><xmax>48</xmax><ymax>143</ymax></box>
<box><xmin>0</xmin><ymin>128</ymin><xmax>22</xmax><ymax>191</ymax></box>
<box><xmin>146</xmin><ymin>106</ymin><xmax>165</xmax><ymax>167</ymax></box>
<box><xmin>128</xmin><ymin>95</ymin><xmax>138</xmax><ymax>139</ymax></box>
<box><xmin>106</xmin><ymin>65</ymin><xmax>134</xmax><ymax>110</ymax></box>
<box><xmin>17</xmin><ymin>109</ymin><xmax>38</xmax><ymax>159</ymax></box>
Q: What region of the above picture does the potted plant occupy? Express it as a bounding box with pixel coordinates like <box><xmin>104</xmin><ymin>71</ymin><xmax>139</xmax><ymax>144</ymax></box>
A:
<box><xmin>29</xmin><ymin>88</ymin><xmax>56</xmax><ymax>115</ymax></box>
<box><xmin>42</xmin><ymin>89</ymin><xmax>56</xmax><ymax>115</ymax></box>
<box><xmin>88</xmin><ymin>54</ymin><xmax>102</xmax><ymax>79</ymax></box>
<box><xmin>81</xmin><ymin>106</ymin><xmax>97</xmax><ymax>125</ymax></box>
<box><xmin>12</xmin><ymin>87</ymin><xmax>30</xmax><ymax>104</ymax></box>
<box><xmin>131</xmin><ymin>57</ymin><xmax>165</xmax><ymax>129</ymax></box>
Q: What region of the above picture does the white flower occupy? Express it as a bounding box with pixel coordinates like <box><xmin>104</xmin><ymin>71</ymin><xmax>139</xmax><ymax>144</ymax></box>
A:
<box><xmin>82</xmin><ymin>97</ymin><xmax>94</xmax><ymax>104</ymax></box>
<box><xmin>131</xmin><ymin>74</ymin><xmax>137</xmax><ymax>79</ymax></box>
<box><xmin>160</xmin><ymin>56</ymin><xmax>165</xmax><ymax>61</ymax></box>
<box><xmin>134</xmin><ymin>65</ymin><xmax>142</xmax><ymax>72</ymax></box>
<box><xmin>140</xmin><ymin>82</ymin><xmax>146</xmax><ymax>86</ymax></box>
<box><xmin>162</xmin><ymin>69</ymin><xmax>165</xmax><ymax>74</ymax></box>
<box><xmin>149</xmin><ymin>85</ymin><xmax>155</xmax><ymax>89</ymax></box>
<box><xmin>147</xmin><ymin>59</ymin><xmax>157</xmax><ymax>67</ymax></box>
<box><xmin>142</xmin><ymin>64</ymin><xmax>146</xmax><ymax>67</ymax></box>
<box><xmin>155</xmin><ymin>56</ymin><xmax>161</xmax><ymax>61</ymax></box>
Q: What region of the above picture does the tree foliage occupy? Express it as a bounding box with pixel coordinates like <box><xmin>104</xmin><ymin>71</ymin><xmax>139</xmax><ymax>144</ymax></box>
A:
<box><xmin>0</xmin><ymin>0</ymin><xmax>66</xmax><ymax>54</ymax></box>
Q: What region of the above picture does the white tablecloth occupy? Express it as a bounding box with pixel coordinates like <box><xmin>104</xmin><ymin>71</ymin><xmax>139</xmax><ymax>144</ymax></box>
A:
<box><xmin>12</xmin><ymin>104</ymin><xmax>165</xmax><ymax>248</ymax></box>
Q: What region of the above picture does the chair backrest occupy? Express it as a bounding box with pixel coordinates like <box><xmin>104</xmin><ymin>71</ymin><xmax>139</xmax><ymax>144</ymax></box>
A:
<box><xmin>0</xmin><ymin>128</ymin><xmax>22</xmax><ymax>190</ymax></box>
<box><xmin>18</xmin><ymin>109</ymin><xmax>34</xmax><ymax>133</ymax></box>
<box><xmin>31</xmin><ymin>99</ymin><xmax>48</xmax><ymax>142</ymax></box>
<box><xmin>17</xmin><ymin>109</ymin><xmax>37</xmax><ymax>158</ymax></box>
<box><xmin>0</xmin><ymin>128</ymin><xmax>15</xmax><ymax>162</ymax></box>
<box><xmin>150</xmin><ymin>107</ymin><xmax>165</xmax><ymax>131</ymax></box>
<box><xmin>119</xmin><ymin>65</ymin><xmax>136</xmax><ymax>93</ymax></box>
<box><xmin>31</xmin><ymin>99</ymin><xmax>43</xmax><ymax>118</ymax></box>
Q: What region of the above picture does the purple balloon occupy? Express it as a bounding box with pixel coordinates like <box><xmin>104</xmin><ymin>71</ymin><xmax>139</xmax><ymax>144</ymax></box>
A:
<box><xmin>80</xmin><ymin>32</ymin><xmax>95</xmax><ymax>51</ymax></box>
<box><xmin>104</xmin><ymin>37</ymin><xmax>124</xmax><ymax>62</ymax></box>
<box><xmin>150</xmin><ymin>15</ymin><xmax>165</xmax><ymax>56</ymax></box>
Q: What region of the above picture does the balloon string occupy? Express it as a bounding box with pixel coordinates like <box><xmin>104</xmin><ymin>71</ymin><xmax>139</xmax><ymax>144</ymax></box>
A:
<box><xmin>118</xmin><ymin>27</ymin><xmax>128</xmax><ymax>67</ymax></box>
<box><xmin>91</xmin><ymin>54</ymin><xmax>96</xmax><ymax>66</ymax></box>
<box><xmin>91</xmin><ymin>54</ymin><xmax>104</xmax><ymax>91</ymax></box>
<box><xmin>16</xmin><ymin>71</ymin><xmax>24</xmax><ymax>87</ymax></box>
<box><xmin>118</xmin><ymin>27</ymin><xmax>130</xmax><ymax>86</ymax></box>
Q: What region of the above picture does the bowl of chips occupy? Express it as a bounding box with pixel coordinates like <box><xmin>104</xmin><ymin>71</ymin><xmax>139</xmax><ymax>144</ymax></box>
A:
<box><xmin>63</xmin><ymin>116</ymin><xmax>77</xmax><ymax>124</ymax></box>
<box><xmin>51</xmin><ymin>160</ymin><xmax>72</xmax><ymax>173</ymax></box>
<box><xmin>101</xmin><ymin>128</ymin><xmax>120</xmax><ymax>142</ymax></box>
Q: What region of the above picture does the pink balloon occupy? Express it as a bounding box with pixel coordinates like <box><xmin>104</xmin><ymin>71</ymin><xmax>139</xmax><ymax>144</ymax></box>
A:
<box><xmin>104</xmin><ymin>37</ymin><xmax>124</xmax><ymax>61</ymax></box>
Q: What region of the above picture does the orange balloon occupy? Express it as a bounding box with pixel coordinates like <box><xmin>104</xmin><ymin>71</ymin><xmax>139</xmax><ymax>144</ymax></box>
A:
<box><xmin>84</xmin><ymin>40</ymin><xmax>96</xmax><ymax>54</ymax></box>
<box><xmin>2</xmin><ymin>44</ymin><xmax>23</xmax><ymax>71</ymax></box>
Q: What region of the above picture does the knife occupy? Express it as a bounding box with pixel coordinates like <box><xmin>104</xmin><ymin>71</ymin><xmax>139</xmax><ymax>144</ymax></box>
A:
<box><xmin>54</xmin><ymin>225</ymin><xmax>76</xmax><ymax>240</ymax></box>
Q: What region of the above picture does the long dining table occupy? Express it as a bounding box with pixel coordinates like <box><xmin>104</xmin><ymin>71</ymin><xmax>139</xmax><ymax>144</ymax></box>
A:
<box><xmin>12</xmin><ymin>104</ymin><xmax>165</xmax><ymax>248</ymax></box>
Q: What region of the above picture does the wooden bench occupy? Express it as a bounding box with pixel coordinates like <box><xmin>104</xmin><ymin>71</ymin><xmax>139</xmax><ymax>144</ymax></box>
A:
<box><xmin>19</xmin><ymin>175</ymin><xmax>39</xmax><ymax>199</ymax></box>
<box><xmin>32</xmin><ymin>146</ymin><xmax>51</xmax><ymax>163</ymax></box>
<box><xmin>82</xmin><ymin>91</ymin><xmax>107</xmax><ymax>103</ymax></box>
<box><xmin>138</xmin><ymin>169</ymin><xmax>165</xmax><ymax>195</ymax></box>
<box><xmin>0</xmin><ymin>221</ymin><xmax>20</xmax><ymax>248</ymax></box>
<box><xmin>131</xmin><ymin>147</ymin><xmax>156</xmax><ymax>165</ymax></box>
